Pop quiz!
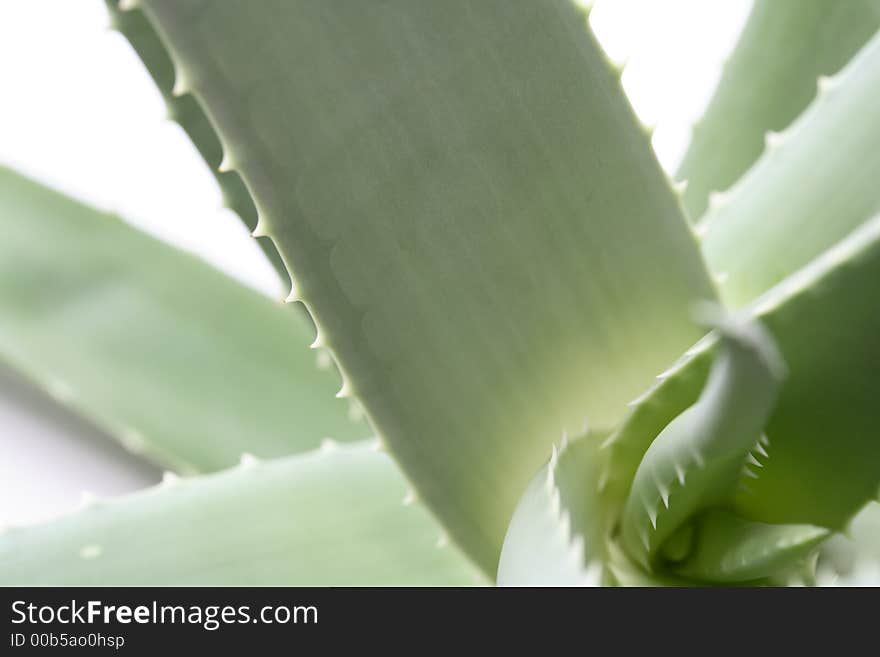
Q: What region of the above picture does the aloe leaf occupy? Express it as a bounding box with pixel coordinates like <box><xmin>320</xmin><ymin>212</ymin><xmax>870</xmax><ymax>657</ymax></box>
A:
<box><xmin>677</xmin><ymin>0</ymin><xmax>880</xmax><ymax>221</ymax></box>
<box><xmin>698</xmin><ymin>30</ymin><xmax>880</xmax><ymax>307</ymax></box>
<box><xmin>126</xmin><ymin>0</ymin><xmax>716</xmax><ymax>573</ymax></box>
<box><xmin>620</xmin><ymin>308</ymin><xmax>785</xmax><ymax>567</ymax></box>
<box><xmin>497</xmin><ymin>434</ymin><xmax>606</xmax><ymax>586</ymax></box>
<box><xmin>0</xmin><ymin>166</ymin><xmax>366</xmax><ymax>473</ymax></box>
<box><xmin>671</xmin><ymin>509</ymin><xmax>828</xmax><ymax>584</ymax></box>
<box><xmin>0</xmin><ymin>441</ymin><xmax>483</xmax><ymax>585</ymax></box>
<box><xmin>605</xmin><ymin>215</ymin><xmax>880</xmax><ymax>533</ymax></box>
<box><xmin>105</xmin><ymin>0</ymin><xmax>289</xmax><ymax>285</ymax></box>
<box><xmin>498</xmin><ymin>433</ymin><xmax>685</xmax><ymax>586</ymax></box>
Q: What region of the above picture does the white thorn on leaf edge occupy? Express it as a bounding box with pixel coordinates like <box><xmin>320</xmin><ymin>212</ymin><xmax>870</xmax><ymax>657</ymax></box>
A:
<box><xmin>284</xmin><ymin>282</ymin><xmax>301</xmax><ymax>304</ymax></box>
<box><xmin>674</xmin><ymin>462</ymin><xmax>686</xmax><ymax>485</ymax></box>
<box><xmin>239</xmin><ymin>452</ymin><xmax>259</xmax><ymax>468</ymax></box>
<box><xmin>310</xmin><ymin>331</ymin><xmax>326</xmax><ymax>349</ymax></box>
<box><xmin>251</xmin><ymin>215</ymin><xmax>269</xmax><ymax>238</ymax></box>
<box><xmin>707</xmin><ymin>191</ymin><xmax>728</xmax><ymax>212</ymax></box>
<box><xmin>642</xmin><ymin>498</ymin><xmax>658</xmax><ymax>530</ymax></box>
<box><xmin>335</xmin><ymin>378</ymin><xmax>352</xmax><ymax>399</ymax></box>
<box><xmin>817</xmin><ymin>75</ymin><xmax>835</xmax><ymax>93</ymax></box>
<box><xmin>171</xmin><ymin>70</ymin><xmax>190</xmax><ymax>97</ymax></box>
<box><xmin>657</xmin><ymin>481</ymin><xmax>670</xmax><ymax>508</ymax></box>
<box><xmin>742</xmin><ymin>466</ymin><xmax>759</xmax><ymax>479</ymax></box>
<box><xmin>549</xmin><ymin>443</ymin><xmax>559</xmax><ymax>470</ymax></box>
<box><xmin>218</xmin><ymin>150</ymin><xmax>234</xmax><ymax>173</ymax></box>
<box><xmin>656</xmin><ymin>360</ymin><xmax>686</xmax><ymax>380</ymax></box>
<box><xmin>764</xmin><ymin>130</ymin><xmax>784</xmax><ymax>150</ymax></box>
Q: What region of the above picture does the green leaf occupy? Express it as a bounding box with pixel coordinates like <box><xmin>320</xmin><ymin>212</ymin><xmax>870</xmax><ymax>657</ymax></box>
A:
<box><xmin>731</xmin><ymin>217</ymin><xmax>880</xmax><ymax>528</ymax></box>
<box><xmin>498</xmin><ymin>433</ymin><xmax>686</xmax><ymax>586</ymax></box>
<box><xmin>105</xmin><ymin>0</ymin><xmax>290</xmax><ymax>285</ymax></box>
<box><xmin>129</xmin><ymin>0</ymin><xmax>716</xmax><ymax>574</ymax></box>
<box><xmin>0</xmin><ymin>441</ymin><xmax>484</xmax><ymax>585</ymax></box>
<box><xmin>605</xmin><ymin>215</ymin><xmax>880</xmax><ymax>534</ymax></box>
<box><xmin>497</xmin><ymin>433</ymin><xmax>606</xmax><ymax>586</ymax></box>
<box><xmin>620</xmin><ymin>308</ymin><xmax>785</xmax><ymax>567</ymax></box>
<box><xmin>698</xmin><ymin>30</ymin><xmax>880</xmax><ymax>307</ymax></box>
<box><xmin>671</xmin><ymin>509</ymin><xmax>828</xmax><ymax>584</ymax></box>
<box><xmin>677</xmin><ymin>0</ymin><xmax>880</xmax><ymax>221</ymax></box>
<box><xmin>0</xmin><ymin>166</ymin><xmax>366</xmax><ymax>473</ymax></box>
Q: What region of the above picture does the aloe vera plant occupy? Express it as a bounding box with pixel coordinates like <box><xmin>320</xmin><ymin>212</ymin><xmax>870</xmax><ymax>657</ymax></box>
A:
<box><xmin>0</xmin><ymin>0</ymin><xmax>878</xmax><ymax>586</ymax></box>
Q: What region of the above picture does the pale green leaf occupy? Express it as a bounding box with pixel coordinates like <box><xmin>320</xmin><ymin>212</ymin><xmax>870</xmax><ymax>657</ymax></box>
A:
<box><xmin>0</xmin><ymin>166</ymin><xmax>366</xmax><ymax>473</ymax></box>
<box><xmin>621</xmin><ymin>309</ymin><xmax>785</xmax><ymax>566</ymax></box>
<box><xmin>497</xmin><ymin>433</ymin><xmax>607</xmax><ymax>586</ymax></box>
<box><xmin>0</xmin><ymin>441</ymin><xmax>483</xmax><ymax>585</ymax></box>
<box><xmin>699</xmin><ymin>30</ymin><xmax>880</xmax><ymax>307</ymax></box>
<box><xmin>498</xmin><ymin>433</ymin><xmax>686</xmax><ymax>586</ymax></box>
<box><xmin>671</xmin><ymin>509</ymin><xmax>828</xmax><ymax>584</ymax></box>
<box><xmin>605</xmin><ymin>215</ymin><xmax>880</xmax><ymax>533</ymax></box>
<box><xmin>678</xmin><ymin>0</ymin><xmax>880</xmax><ymax>220</ymax></box>
<box><xmin>129</xmin><ymin>0</ymin><xmax>716</xmax><ymax>573</ymax></box>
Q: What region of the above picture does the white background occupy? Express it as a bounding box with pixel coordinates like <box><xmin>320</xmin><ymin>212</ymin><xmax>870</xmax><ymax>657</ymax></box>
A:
<box><xmin>0</xmin><ymin>0</ymin><xmax>751</xmax><ymax>526</ymax></box>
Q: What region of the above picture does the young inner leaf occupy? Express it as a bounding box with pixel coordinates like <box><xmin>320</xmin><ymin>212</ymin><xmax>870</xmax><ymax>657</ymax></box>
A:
<box><xmin>621</xmin><ymin>307</ymin><xmax>785</xmax><ymax>567</ymax></box>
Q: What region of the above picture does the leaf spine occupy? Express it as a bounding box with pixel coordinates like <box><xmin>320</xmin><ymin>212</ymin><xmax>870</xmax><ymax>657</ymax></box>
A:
<box><xmin>335</xmin><ymin>377</ymin><xmax>352</xmax><ymax>399</ymax></box>
<box><xmin>250</xmin><ymin>214</ymin><xmax>269</xmax><ymax>238</ymax></box>
<box><xmin>161</xmin><ymin>471</ymin><xmax>180</xmax><ymax>487</ymax></box>
<box><xmin>218</xmin><ymin>149</ymin><xmax>235</xmax><ymax>173</ymax></box>
<box><xmin>238</xmin><ymin>452</ymin><xmax>259</xmax><ymax>468</ymax></box>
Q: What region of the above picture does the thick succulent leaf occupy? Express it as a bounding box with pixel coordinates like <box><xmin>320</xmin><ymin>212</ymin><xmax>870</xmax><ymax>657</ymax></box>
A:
<box><xmin>497</xmin><ymin>434</ymin><xmax>606</xmax><ymax>586</ymax></box>
<box><xmin>671</xmin><ymin>509</ymin><xmax>829</xmax><ymax>584</ymax></box>
<box><xmin>621</xmin><ymin>310</ymin><xmax>785</xmax><ymax>566</ymax></box>
<box><xmin>128</xmin><ymin>0</ymin><xmax>716</xmax><ymax>572</ymax></box>
<box><xmin>677</xmin><ymin>0</ymin><xmax>880</xmax><ymax>220</ymax></box>
<box><xmin>818</xmin><ymin>500</ymin><xmax>880</xmax><ymax>586</ymax></box>
<box><xmin>698</xmin><ymin>30</ymin><xmax>880</xmax><ymax>307</ymax></box>
<box><xmin>604</xmin><ymin>215</ymin><xmax>880</xmax><ymax>533</ymax></box>
<box><xmin>498</xmin><ymin>433</ymin><xmax>684</xmax><ymax>587</ymax></box>
<box><xmin>0</xmin><ymin>441</ymin><xmax>483</xmax><ymax>585</ymax></box>
<box><xmin>105</xmin><ymin>0</ymin><xmax>289</xmax><ymax>284</ymax></box>
<box><xmin>0</xmin><ymin>166</ymin><xmax>366</xmax><ymax>473</ymax></box>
